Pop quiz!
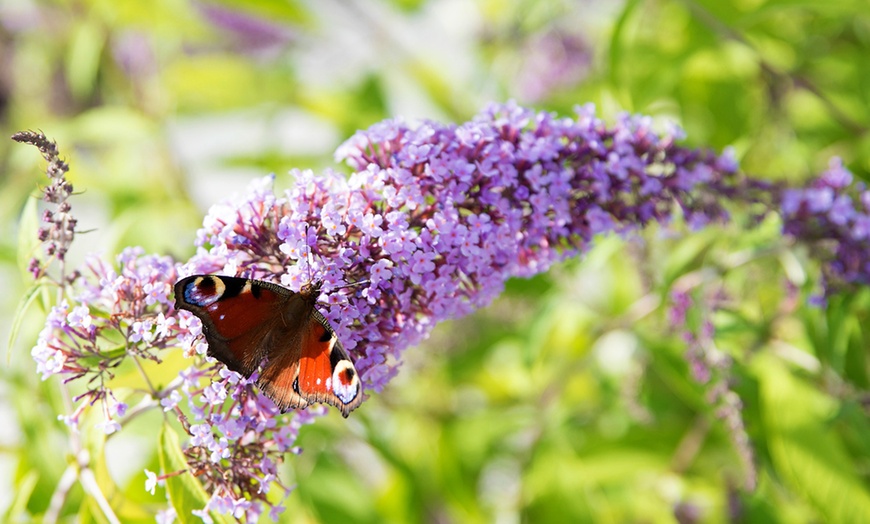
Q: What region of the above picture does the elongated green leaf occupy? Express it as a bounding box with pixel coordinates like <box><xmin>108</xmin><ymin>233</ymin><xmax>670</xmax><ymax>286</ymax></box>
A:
<box><xmin>158</xmin><ymin>424</ymin><xmax>211</xmax><ymax>524</ymax></box>
<box><xmin>7</xmin><ymin>279</ymin><xmax>50</xmax><ymax>364</ymax></box>
<box><xmin>757</xmin><ymin>355</ymin><xmax>870</xmax><ymax>522</ymax></box>
<box><xmin>3</xmin><ymin>470</ymin><xmax>38</xmax><ymax>522</ymax></box>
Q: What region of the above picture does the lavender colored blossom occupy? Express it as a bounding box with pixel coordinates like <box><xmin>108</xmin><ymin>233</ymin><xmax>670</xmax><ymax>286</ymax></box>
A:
<box><xmin>12</xmin><ymin>131</ymin><xmax>75</xmax><ymax>273</ymax></box>
<box><xmin>195</xmin><ymin>2</ymin><xmax>295</xmax><ymax>55</ymax></box>
<box><xmin>780</xmin><ymin>157</ymin><xmax>870</xmax><ymax>292</ymax></box>
<box><xmin>666</xmin><ymin>286</ymin><xmax>757</xmax><ymax>490</ymax></box>
<box><xmin>188</xmin><ymin>101</ymin><xmax>767</xmax><ymax>394</ymax></box>
<box><xmin>156</xmin><ymin>507</ymin><xmax>177</xmax><ymax>524</ymax></box>
<box><xmin>164</xmin><ymin>101</ymin><xmax>770</xmax><ymax>518</ymax></box>
<box><xmin>516</xmin><ymin>29</ymin><xmax>592</xmax><ymax>102</ymax></box>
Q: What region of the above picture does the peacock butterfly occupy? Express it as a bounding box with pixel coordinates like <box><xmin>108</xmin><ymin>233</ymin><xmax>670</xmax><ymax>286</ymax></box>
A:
<box><xmin>174</xmin><ymin>275</ymin><xmax>363</xmax><ymax>417</ymax></box>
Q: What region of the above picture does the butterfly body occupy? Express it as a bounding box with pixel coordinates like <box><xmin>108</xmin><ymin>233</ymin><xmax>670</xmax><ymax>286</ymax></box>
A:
<box><xmin>174</xmin><ymin>275</ymin><xmax>363</xmax><ymax>417</ymax></box>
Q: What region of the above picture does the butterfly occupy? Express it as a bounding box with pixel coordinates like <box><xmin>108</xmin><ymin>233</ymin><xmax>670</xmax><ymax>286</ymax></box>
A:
<box><xmin>174</xmin><ymin>275</ymin><xmax>363</xmax><ymax>417</ymax></box>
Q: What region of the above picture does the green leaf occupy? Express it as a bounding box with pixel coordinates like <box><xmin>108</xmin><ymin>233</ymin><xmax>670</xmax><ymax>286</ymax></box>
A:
<box><xmin>662</xmin><ymin>229</ymin><xmax>718</xmax><ymax>285</ymax></box>
<box><xmin>158</xmin><ymin>424</ymin><xmax>211</xmax><ymax>524</ymax></box>
<box><xmin>65</xmin><ymin>19</ymin><xmax>105</xmax><ymax>101</ymax></box>
<box><xmin>7</xmin><ymin>279</ymin><xmax>50</xmax><ymax>364</ymax></box>
<box><xmin>756</xmin><ymin>355</ymin><xmax>870</xmax><ymax>522</ymax></box>
<box><xmin>3</xmin><ymin>470</ymin><xmax>38</xmax><ymax>522</ymax></box>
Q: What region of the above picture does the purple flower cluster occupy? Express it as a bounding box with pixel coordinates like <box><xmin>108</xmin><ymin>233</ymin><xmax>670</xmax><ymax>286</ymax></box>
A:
<box><xmin>668</xmin><ymin>286</ymin><xmax>757</xmax><ymax>490</ymax></box>
<box><xmin>31</xmin><ymin>248</ymin><xmax>178</xmax><ymax>431</ymax></box>
<box><xmin>22</xmin><ymin>101</ymin><xmax>831</xmax><ymax>522</ymax></box>
<box><xmin>516</xmin><ymin>30</ymin><xmax>591</xmax><ymax>102</ymax></box>
<box><xmin>190</xmin><ymin>101</ymin><xmax>762</xmax><ymax>393</ymax></box>
<box><xmin>780</xmin><ymin>157</ymin><xmax>870</xmax><ymax>291</ymax></box>
<box><xmin>11</xmin><ymin>131</ymin><xmax>75</xmax><ymax>277</ymax></box>
<box><xmin>177</xmin><ymin>366</ymin><xmax>320</xmax><ymax>522</ymax></box>
<box><xmin>31</xmin><ymin>244</ymin><xmax>313</xmax><ymax>520</ymax></box>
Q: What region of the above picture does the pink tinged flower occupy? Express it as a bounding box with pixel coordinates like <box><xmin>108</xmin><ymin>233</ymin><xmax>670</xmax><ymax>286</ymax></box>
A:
<box><xmin>321</xmin><ymin>203</ymin><xmax>347</xmax><ymax>238</ymax></box>
<box><xmin>369</xmin><ymin>259</ymin><xmax>393</xmax><ymax>287</ymax></box>
<box><xmin>190</xmin><ymin>424</ymin><xmax>214</xmax><ymax>447</ymax></box>
<box><xmin>201</xmin><ymin>383</ymin><xmax>228</xmax><ymax>406</ymax></box>
<box><xmin>191</xmin><ymin>508</ymin><xmax>213</xmax><ymax>524</ymax></box>
<box><xmin>143</xmin><ymin>281</ymin><xmax>170</xmax><ymax>305</ymax></box>
<box><xmin>346</xmin><ymin>210</ymin><xmax>364</xmax><ymax>232</ymax></box>
<box><xmin>467</xmin><ymin>213</ymin><xmax>493</xmax><ymax>236</ymax></box>
<box><xmin>326</xmin><ymin>292</ymin><xmax>347</xmax><ymax>308</ymax></box>
<box><xmin>47</xmin><ymin>301</ymin><xmax>70</xmax><ymax>330</ymax></box>
<box><xmin>410</xmin><ymin>251</ymin><xmax>436</xmax><ymax>281</ymax></box>
<box><xmin>219</xmin><ymin>418</ymin><xmax>245</xmax><ymax>440</ymax></box>
<box><xmin>218</xmin><ymin>366</ymin><xmax>241</xmax><ymax>384</ymax></box>
<box><xmin>459</xmin><ymin>234</ymin><xmax>482</xmax><ymax>258</ymax></box>
<box><xmin>401</xmin><ymin>143</ymin><xmax>433</xmax><ymax>166</ymax></box>
<box><xmin>806</xmin><ymin>187</ymin><xmax>834</xmax><ymax>213</ymax></box>
<box><xmin>209</xmin><ymin>437</ymin><xmax>231</xmax><ymax>463</ymax></box>
<box><xmin>66</xmin><ymin>304</ymin><xmax>92</xmax><ymax>330</ymax></box>
<box><xmin>96</xmin><ymin>419</ymin><xmax>122</xmax><ymax>435</ymax></box>
<box><xmin>177</xmin><ymin>310</ymin><xmax>202</xmax><ymax>336</ymax></box>
<box><xmin>32</xmin><ymin>342</ymin><xmax>66</xmax><ymax>380</ymax></box>
<box><xmin>161</xmin><ymin>390</ymin><xmax>181</xmax><ymax>411</ymax></box>
<box><xmin>587</xmin><ymin>207</ymin><xmax>615</xmax><ymax>235</ymax></box>
<box><xmin>113</xmin><ymin>402</ymin><xmax>128</xmax><ymax>417</ymax></box>
<box><xmin>278</xmin><ymin>239</ymin><xmax>306</xmax><ymax>260</ymax></box>
<box><xmin>273</xmin><ymin>426</ymin><xmax>297</xmax><ymax>452</ymax></box>
<box><xmin>829</xmin><ymin>194</ymin><xmax>854</xmax><ymax>225</ymax></box>
<box><xmin>820</xmin><ymin>157</ymin><xmax>852</xmax><ymax>188</ymax></box>
<box><xmin>269</xmin><ymin>505</ymin><xmax>286</xmax><ymax>520</ymax></box>
<box><xmin>156</xmin><ymin>507</ymin><xmax>177</xmax><ymax>524</ymax></box>
<box><xmin>144</xmin><ymin>469</ymin><xmax>158</xmax><ymax>495</ymax></box>
<box><xmin>155</xmin><ymin>312</ymin><xmax>176</xmax><ymax>339</ymax></box>
<box><xmin>381</xmin><ymin>227</ymin><xmax>416</xmax><ymax>257</ymax></box>
<box><xmin>129</xmin><ymin>319</ymin><xmax>154</xmax><ymax>343</ymax></box>
<box><xmin>361</xmin><ymin>212</ymin><xmax>384</xmax><ymax>237</ymax></box>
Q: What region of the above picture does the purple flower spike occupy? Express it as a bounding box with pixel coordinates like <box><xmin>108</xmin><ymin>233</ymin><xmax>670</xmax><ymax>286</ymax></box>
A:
<box><xmin>19</xmin><ymin>103</ymin><xmax>790</xmax><ymax>521</ymax></box>
<box><xmin>780</xmin><ymin>157</ymin><xmax>870</xmax><ymax>291</ymax></box>
<box><xmin>187</xmin><ymin>101</ymin><xmax>762</xmax><ymax>393</ymax></box>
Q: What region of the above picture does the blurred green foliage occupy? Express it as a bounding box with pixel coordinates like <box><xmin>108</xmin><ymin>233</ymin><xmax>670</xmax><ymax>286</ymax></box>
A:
<box><xmin>2</xmin><ymin>0</ymin><xmax>869</xmax><ymax>522</ymax></box>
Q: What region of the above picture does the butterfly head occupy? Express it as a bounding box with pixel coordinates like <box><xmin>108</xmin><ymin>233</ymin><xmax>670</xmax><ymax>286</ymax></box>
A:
<box><xmin>299</xmin><ymin>280</ymin><xmax>323</xmax><ymax>302</ymax></box>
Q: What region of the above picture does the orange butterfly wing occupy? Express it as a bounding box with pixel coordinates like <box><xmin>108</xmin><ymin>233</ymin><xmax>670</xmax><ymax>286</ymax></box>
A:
<box><xmin>175</xmin><ymin>275</ymin><xmax>364</xmax><ymax>417</ymax></box>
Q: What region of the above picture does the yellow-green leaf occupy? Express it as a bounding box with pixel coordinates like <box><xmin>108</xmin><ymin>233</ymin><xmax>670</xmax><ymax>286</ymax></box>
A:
<box><xmin>757</xmin><ymin>355</ymin><xmax>870</xmax><ymax>523</ymax></box>
<box><xmin>158</xmin><ymin>424</ymin><xmax>211</xmax><ymax>524</ymax></box>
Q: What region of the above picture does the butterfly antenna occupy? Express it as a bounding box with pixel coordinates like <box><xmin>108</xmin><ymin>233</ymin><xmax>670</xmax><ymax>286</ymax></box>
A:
<box><xmin>305</xmin><ymin>223</ymin><xmax>315</xmax><ymax>284</ymax></box>
<box><xmin>335</xmin><ymin>279</ymin><xmax>370</xmax><ymax>292</ymax></box>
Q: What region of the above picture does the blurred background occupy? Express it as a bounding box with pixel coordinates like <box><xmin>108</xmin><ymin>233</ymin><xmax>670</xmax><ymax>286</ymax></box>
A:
<box><xmin>2</xmin><ymin>0</ymin><xmax>869</xmax><ymax>522</ymax></box>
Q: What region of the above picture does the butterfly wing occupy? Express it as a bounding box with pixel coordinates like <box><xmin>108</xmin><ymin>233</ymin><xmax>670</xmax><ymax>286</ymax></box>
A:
<box><xmin>174</xmin><ymin>275</ymin><xmax>292</xmax><ymax>377</ymax></box>
<box><xmin>258</xmin><ymin>304</ymin><xmax>363</xmax><ymax>418</ymax></box>
<box><xmin>175</xmin><ymin>275</ymin><xmax>364</xmax><ymax>417</ymax></box>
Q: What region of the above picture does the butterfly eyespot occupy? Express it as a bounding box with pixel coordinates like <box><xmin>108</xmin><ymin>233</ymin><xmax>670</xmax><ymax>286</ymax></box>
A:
<box><xmin>340</xmin><ymin>367</ymin><xmax>356</xmax><ymax>384</ymax></box>
<box><xmin>183</xmin><ymin>276</ymin><xmax>225</xmax><ymax>306</ymax></box>
<box><xmin>175</xmin><ymin>274</ymin><xmax>364</xmax><ymax>416</ymax></box>
<box><xmin>331</xmin><ymin>361</ymin><xmax>359</xmax><ymax>404</ymax></box>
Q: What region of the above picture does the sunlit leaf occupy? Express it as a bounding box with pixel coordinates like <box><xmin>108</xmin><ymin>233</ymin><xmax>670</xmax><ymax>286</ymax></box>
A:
<box><xmin>158</xmin><ymin>424</ymin><xmax>212</xmax><ymax>524</ymax></box>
